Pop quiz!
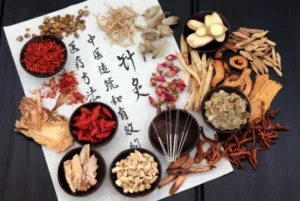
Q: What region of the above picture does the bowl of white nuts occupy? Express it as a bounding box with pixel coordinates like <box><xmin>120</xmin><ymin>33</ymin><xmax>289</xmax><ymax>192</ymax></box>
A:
<box><xmin>109</xmin><ymin>148</ymin><xmax>162</xmax><ymax>198</ymax></box>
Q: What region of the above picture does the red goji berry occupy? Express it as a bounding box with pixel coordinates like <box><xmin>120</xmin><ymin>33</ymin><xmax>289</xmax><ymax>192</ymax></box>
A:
<box><xmin>90</xmin><ymin>105</ymin><xmax>101</xmax><ymax>121</ymax></box>
<box><xmin>91</xmin><ymin>127</ymin><xmax>98</xmax><ymax>136</ymax></box>
<box><xmin>92</xmin><ymin>105</ymin><xmax>101</xmax><ymax>114</ymax></box>
<box><xmin>99</xmin><ymin>119</ymin><xmax>105</xmax><ymax>131</ymax></box>
<box><xmin>101</xmin><ymin>127</ymin><xmax>114</xmax><ymax>132</ymax></box>
<box><xmin>105</xmin><ymin>121</ymin><xmax>116</xmax><ymax>128</ymax></box>
<box><xmin>78</xmin><ymin>130</ymin><xmax>83</xmax><ymax>140</ymax></box>
<box><xmin>96</xmin><ymin>132</ymin><xmax>110</xmax><ymax>139</ymax></box>
<box><xmin>78</xmin><ymin>112</ymin><xmax>88</xmax><ymax>122</ymax></box>
<box><xmin>81</xmin><ymin>107</ymin><xmax>92</xmax><ymax>115</ymax></box>
<box><xmin>72</xmin><ymin>130</ymin><xmax>78</xmax><ymax>135</ymax></box>
<box><xmin>92</xmin><ymin>121</ymin><xmax>98</xmax><ymax>128</ymax></box>
<box><xmin>86</xmin><ymin>134</ymin><xmax>94</xmax><ymax>142</ymax></box>
<box><xmin>103</xmin><ymin>107</ymin><xmax>113</xmax><ymax>119</ymax></box>
<box><xmin>80</xmin><ymin>136</ymin><xmax>89</xmax><ymax>141</ymax></box>
<box><xmin>74</xmin><ymin>118</ymin><xmax>91</xmax><ymax>128</ymax></box>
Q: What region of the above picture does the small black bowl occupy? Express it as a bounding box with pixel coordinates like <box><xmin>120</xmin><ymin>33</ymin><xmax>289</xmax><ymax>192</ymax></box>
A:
<box><xmin>149</xmin><ymin>109</ymin><xmax>200</xmax><ymax>156</ymax></box>
<box><xmin>69</xmin><ymin>102</ymin><xmax>118</xmax><ymax>148</ymax></box>
<box><xmin>200</xmin><ymin>86</ymin><xmax>251</xmax><ymax>134</ymax></box>
<box><xmin>109</xmin><ymin>148</ymin><xmax>162</xmax><ymax>198</ymax></box>
<box><xmin>58</xmin><ymin>147</ymin><xmax>106</xmax><ymax>197</ymax></box>
<box><xmin>183</xmin><ymin>11</ymin><xmax>231</xmax><ymax>53</ymax></box>
<box><xmin>20</xmin><ymin>35</ymin><xmax>67</xmax><ymax>78</ymax></box>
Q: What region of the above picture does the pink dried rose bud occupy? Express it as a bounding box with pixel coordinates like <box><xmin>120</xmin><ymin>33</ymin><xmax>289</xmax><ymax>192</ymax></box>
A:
<box><xmin>152</xmin><ymin>73</ymin><xmax>166</xmax><ymax>82</ymax></box>
<box><xmin>176</xmin><ymin>78</ymin><xmax>186</xmax><ymax>86</ymax></box>
<box><xmin>150</xmin><ymin>78</ymin><xmax>157</xmax><ymax>86</ymax></box>
<box><xmin>156</xmin><ymin>107</ymin><xmax>162</xmax><ymax>114</ymax></box>
<box><xmin>158</xmin><ymin>93</ymin><xmax>167</xmax><ymax>103</ymax></box>
<box><xmin>149</xmin><ymin>96</ymin><xmax>159</xmax><ymax>107</ymax></box>
<box><xmin>175</xmin><ymin>85</ymin><xmax>185</xmax><ymax>93</ymax></box>
<box><xmin>156</xmin><ymin>63</ymin><xmax>165</xmax><ymax>74</ymax></box>
<box><xmin>165</xmin><ymin>54</ymin><xmax>177</xmax><ymax>61</ymax></box>
<box><xmin>165</xmin><ymin>94</ymin><xmax>178</xmax><ymax>102</ymax></box>
<box><xmin>159</xmin><ymin>82</ymin><xmax>169</xmax><ymax>88</ymax></box>
<box><xmin>164</xmin><ymin>69</ymin><xmax>178</xmax><ymax>77</ymax></box>
<box><xmin>161</xmin><ymin>61</ymin><xmax>173</xmax><ymax>67</ymax></box>
<box><xmin>165</xmin><ymin>87</ymin><xmax>175</xmax><ymax>95</ymax></box>
<box><xmin>166</xmin><ymin>102</ymin><xmax>176</xmax><ymax>110</ymax></box>
<box><xmin>170</xmin><ymin>65</ymin><xmax>181</xmax><ymax>72</ymax></box>
<box><xmin>155</xmin><ymin>86</ymin><xmax>164</xmax><ymax>96</ymax></box>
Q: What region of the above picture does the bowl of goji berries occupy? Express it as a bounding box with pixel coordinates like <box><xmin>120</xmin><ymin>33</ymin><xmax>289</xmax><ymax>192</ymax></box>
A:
<box><xmin>69</xmin><ymin>102</ymin><xmax>118</xmax><ymax>148</ymax></box>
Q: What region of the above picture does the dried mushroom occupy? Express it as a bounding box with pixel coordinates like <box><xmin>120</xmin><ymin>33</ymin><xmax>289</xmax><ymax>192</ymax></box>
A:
<box><xmin>112</xmin><ymin>150</ymin><xmax>159</xmax><ymax>193</ymax></box>
<box><xmin>204</xmin><ymin>90</ymin><xmax>249</xmax><ymax>130</ymax></box>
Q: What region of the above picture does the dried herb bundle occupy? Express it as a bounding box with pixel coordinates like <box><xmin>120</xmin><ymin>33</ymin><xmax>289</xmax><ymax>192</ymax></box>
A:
<box><xmin>95</xmin><ymin>4</ymin><xmax>138</xmax><ymax>47</ymax></box>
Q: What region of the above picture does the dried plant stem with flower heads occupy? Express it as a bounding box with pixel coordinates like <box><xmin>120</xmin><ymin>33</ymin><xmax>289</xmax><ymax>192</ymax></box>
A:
<box><xmin>95</xmin><ymin>4</ymin><xmax>138</xmax><ymax>47</ymax></box>
<box><xmin>229</xmin><ymin>27</ymin><xmax>283</xmax><ymax>76</ymax></box>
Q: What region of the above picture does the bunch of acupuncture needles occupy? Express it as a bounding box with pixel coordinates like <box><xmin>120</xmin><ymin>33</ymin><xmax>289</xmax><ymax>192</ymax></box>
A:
<box><xmin>152</xmin><ymin>109</ymin><xmax>193</xmax><ymax>162</ymax></box>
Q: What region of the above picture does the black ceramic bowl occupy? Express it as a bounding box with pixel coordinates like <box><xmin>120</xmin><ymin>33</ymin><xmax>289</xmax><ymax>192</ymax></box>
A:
<box><xmin>149</xmin><ymin>109</ymin><xmax>200</xmax><ymax>156</ymax></box>
<box><xmin>109</xmin><ymin>148</ymin><xmax>162</xmax><ymax>198</ymax></box>
<box><xmin>69</xmin><ymin>102</ymin><xmax>118</xmax><ymax>148</ymax></box>
<box><xmin>183</xmin><ymin>11</ymin><xmax>231</xmax><ymax>53</ymax></box>
<box><xmin>58</xmin><ymin>147</ymin><xmax>106</xmax><ymax>197</ymax></box>
<box><xmin>20</xmin><ymin>35</ymin><xmax>67</xmax><ymax>78</ymax></box>
<box><xmin>200</xmin><ymin>86</ymin><xmax>251</xmax><ymax>134</ymax></box>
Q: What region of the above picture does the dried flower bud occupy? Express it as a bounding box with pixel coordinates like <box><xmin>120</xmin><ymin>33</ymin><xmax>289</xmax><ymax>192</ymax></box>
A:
<box><xmin>149</xmin><ymin>96</ymin><xmax>159</xmax><ymax>107</ymax></box>
<box><xmin>166</xmin><ymin>102</ymin><xmax>176</xmax><ymax>110</ymax></box>
<box><xmin>165</xmin><ymin>54</ymin><xmax>177</xmax><ymax>61</ymax></box>
<box><xmin>158</xmin><ymin>93</ymin><xmax>167</xmax><ymax>103</ymax></box>
<box><xmin>159</xmin><ymin>82</ymin><xmax>169</xmax><ymax>88</ymax></box>
<box><xmin>156</xmin><ymin>106</ymin><xmax>162</xmax><ymax>114</ymax></box>
<box><xmin>150</xmin><ymin>78</ymin><xmax>157</xmax><ymax>86</ymax></box>
<box><xmin>165</xmin><ymin>94</ymin><xmax>178</xmax><ymax>102</ymax></box>
<box><xmin>161</xmin><ymin>61</ymin><xmax>173</xmax><ymax>67</ymax></box>
<box><xmin>152</xmin><ymin>73</ymin><xmax>166</xmax><ymax>82</ymax></box>
<box><xmin>156</xmin><ymin>64</ymin><xmax>165</xmax><ymax>74</ymax></box>
<box><xmin>164</xmin><ymin>69</ymin><xmax>178</xmax><ymax>77</ymax></box>
<box><xmin>161</xmin><ymin>16</ymin><xmax>180</xmax><ymax>26</ymax></box>
<box><xmin>175</xmin><ymin>85</ymin><xmax>185</xmax><ymax>93</ymax></box>
<box><xmin>175</xmin><ymin>78</ymin><xmax>185</xmax><ymax>86</ymax></box>
<box><xmin>165</xmin><ymin>87</ymin><xmax>175</xmax><ymax>95</ymax></box>
<box><xmin>170</xmin><ymin>66</ymin><xmax>181</xmax><ymax>72</ymax></box>
<box><xmin>155</xmin><ymin>87</ymin><xmax>164</xmax><ymax>96</ymax></box>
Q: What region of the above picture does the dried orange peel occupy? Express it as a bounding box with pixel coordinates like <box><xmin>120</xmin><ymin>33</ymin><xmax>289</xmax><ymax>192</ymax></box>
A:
<box><xmin>211</xmin><ymin>60</ymin><xmax>225</xmax><ymax>87</ymax></box>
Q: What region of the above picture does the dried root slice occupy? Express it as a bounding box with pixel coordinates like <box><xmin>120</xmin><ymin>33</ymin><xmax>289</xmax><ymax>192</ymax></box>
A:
<box><xmin>232</xmin><ymin>31</ymin><xmax>250</xmax><ymax>39</ymax></box>
<box><xmin>229</xmin><ymin>55</ymin><xmax>248</xmax><ymax>70</ymax></box>
<box><xmin>180</xmin><ymin>35</ymin><xmax>190</xmax><ymax>65</ymax></box>
<box><xmin>251</xmin><ymin>31</ymin><xmax>269</xmax><ymax>38</ymax></box>
<box><xmin>167</xmin><ymin>165</ymin><xmax>215</xmax><ymax>175</ymax></box>
<box><xmin>234</xmin><ymin>38</ymin><xmax>255</xmax><ymax>48</ymax></box>
<box><xmin>169</xmin><ymin>157</ymin><xmax>194</xmax><ymax>195</ymax></box>
<box><xmin>196</xmin><ymin>26</ymin><xmax>207</xmax><ymax>37</ymax></box>
<box><xmin>239</xmin><ymin>50</ymin><xmax>253</xmax><ymax>61</ymax></box>
<box><xmin>187</xmin><ymin>33</ymin><xmax>214</xmax><ymax>48</ymax></box>
<box><xmin>211</xmin><ymin>60</ymin><xmax>225</xmax><ymax>87</ymax></box>
<box><xmin>223</xmin><ymin>68</ymin><xmax>252</xmax><ymax>87</ymax></box>
<box><xmin>244</xmin><ymin>45</ymin><xmax>259</xmax><ymax>52</ymax></box>
<box><xmin>253</xmin><ymin>59</ymin><xmax>266</xmax><ymax>74</ymax></box>
<box><xmin>177</xmin><ymin>52</ymin><xmax>201</xmax><ymax>86</ymax></box>
<box><xmin>207</xmin><ymin>23</ymin><xmax>227</xmax><ymax>37</ymax></box>
<box><xmin>239</xmin><ymin>27</ymin><xmax>265</xmax><ymax>34</ymax></box>
<box><xmin>272</xmin><ymin>66</ymin><xmax>283</xmax><ymax>77</ymax></box>
<box><xmin>200</xmin><ymin>62</ymin><xmax>214</xmax><ymax>102</ymax></box>
<box><xmin>276</xmin><ymin>52</ymin><xmax>282</xmax><ymax>70</ymax></box>
<box><xmin>239</xmin><ymin>75</ymin><xmax>252</xmax><ymax>96</ymax></box>
<box><xmin>158</xmin><ymin>175</ymin><xmax>176</xmax><ymax>188</ymax></box>
<box><xmin>224</xmin><ymin>43</ymin><xmax>238</xmax><ymax>53</ymax></box>
<box><xmin>187</xmin><ymin>19</ymin><xmax>204</xmax><ymax>31</ymax></box>
<box><xmin>215</xmin><ymin>47</ymin><xmax>225</xmax><ymax>59</ymax></box>
<box><xmin>168</xmin><ymin>155</ymin><xmax>190</xmax><ymax>169</ymax></box>
<box><xmin>250</xmin><ymin>61</ymin><xmax>260</xmax><ymax>75</ymax></box>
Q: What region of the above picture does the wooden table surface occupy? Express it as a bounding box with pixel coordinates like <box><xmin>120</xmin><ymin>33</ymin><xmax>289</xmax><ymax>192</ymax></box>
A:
<box><xmin>0</xmin><ymin>0</ymin><xmax>299</xmax><ymax>201</ymax></box>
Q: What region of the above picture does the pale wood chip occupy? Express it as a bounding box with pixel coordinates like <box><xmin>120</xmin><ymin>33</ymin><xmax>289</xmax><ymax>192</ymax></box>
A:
<box><xmin>264</xmin><ymin>55</ymin><xmax>278</xmax><ymax>67</ymax></box>
<box><xmin>255</xmin><ymin>47</ymin><xmax>268</xmax><ymax>52</ymax></box>
<box><xmin>232</xmin><ymin>31</ymin><xmax>250</xmax><ymax>39</ymax></box>
<box><xmin>201</xmin><ymin>53</ymin><xmax>207</xmax><ymax>70</ymax></box>
<box><xmin>230</xmin><ymin>34</ymin><xmax>245</xmax><ymax>41</ymax></box>
<box><xmin>253</xmin><ymin>59</ymin><xmax>265</xmax><ymax>74</ymax></box>
<box><xmin>276</xmin><ymin>52</ymin><xmax>282</xmax><ymax>70</ymax></box>
<box><xmin>251</xmin><ymin>31</ymin><xmax>269</xmax><ymax>38</ymax></box>
<box><xmin>250</xmin><ymin>61</ymin><xmax>260</xmax><ymax>75</ymax></box>
<box><xmin>272</xmin><ymin>66</ymin><xmax>283</xmax><ymax>77</ymax></box>
<box><xmin>177</xmin><ymin>52</ymin><xmax>201</xmax><ymax>86</ymax></box>
<box><xmin>228</xmin><ymin>39</ymin><xmax>239</xmax><ymax>44</ymax></box>
<box><xmin>252</xmin><ymin>37</ymin><xmax>268</xmax><ymax>45</ymax></box>
<box><xmin>263</xmin><ymin>59</ymin><xmax>275</xmax><ymax>67</ymax></box>
<box><xmin>235</xmin><ymin>38</ymin><xmax>255</xmax><ymax>48</ymax></box>
<box><xmin>245</xmin><ymin>45</ymin><xmax>259</xmax><ymax>52</ymax></box>
<box><xmin>239</xmin><ymin>27</ymin><xmax>265</xmax><ymax>34</ymax></box>
<box><xmin>263</xmin><ymin>46</ymin><xmax>273</xmax><ymax>54</ymax></box>
<box><xmin>272</xmin><ymin>47</ymin><xmax>277</xmax><ymax>63</ymax></box>
<box><xmin>266</xmin><ymin>39</ymin><xmax>276</xmax><ymax>46</ymax></box>
<box><xmin>237</xmin><ymin>29</ymin><xmax>251</xmax><ymax>36</ymax></box>
<box><xmin>253</xmin><ymin>51</ymin><xmax>264</xmax><ymax>57</ymax></box>
<box><xmin>239</xmin><ymin>50</ymin><xmax>254</xmax><ymax>61</ymax></box>
<box><xmin>180</xmin><ymin>35</ymin><xmax>189</xmax><ymax>65</ymax></box>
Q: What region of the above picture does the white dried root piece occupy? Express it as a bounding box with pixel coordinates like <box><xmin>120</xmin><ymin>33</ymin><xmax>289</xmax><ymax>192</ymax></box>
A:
<box><xmin>112</xmin><ymin>150</ymin><xmax>159</xmax><ymax>193</ymax></box>
<box><xmin>14</xmin><ymin>89</ymin><xmax>73</xmax><ymax>152</ymax></box>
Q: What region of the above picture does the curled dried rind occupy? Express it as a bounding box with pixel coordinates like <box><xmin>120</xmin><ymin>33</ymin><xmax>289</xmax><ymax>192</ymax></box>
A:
<box><xmin>211</xmin><ymin>60</ymin><xmax>225</xmax><ymax>87</ymax></box>
<box><xmin>229</xmin><ymin>55</ymin><xmax>248</xmax><ymax>70</ymax></box>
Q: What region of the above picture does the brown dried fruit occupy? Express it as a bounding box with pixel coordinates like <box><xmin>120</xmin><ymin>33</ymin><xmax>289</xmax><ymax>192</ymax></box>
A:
<box><xmin>229</xmin><ymin>55</ymin><xmax>249</xmax><ymax>70</ymax></box>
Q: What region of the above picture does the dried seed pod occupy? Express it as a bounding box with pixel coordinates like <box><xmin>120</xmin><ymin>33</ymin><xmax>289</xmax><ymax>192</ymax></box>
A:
<box><xmin>161</xmin><ymin>16</ymin><xmax>180</xmax><ymax>26</ymax></box>
<box><xmin>16</xmin><ymin>36</ymin><xmax>23</xmax><ymax>42</ymax></box>
<box><xmin>135</xmin><ymin>24</ymin><xmax>147</xmax><ymax>31</ymax></box>
<box><xmin>139</xmin><ymin>43</ymin><xmax>146</xmax><ymax>62</ymax></box>
<box><xmin>157</xmin><ymin>25</ymin><xmax>173</xmax><ymax>36</ymax></box>
<box><xmin>147</xmin><ymin>12</ymin><xmax>167</xmax><ymax>29</ymax></box>
<box><xmin>272</xmin><ymin>66</ymin><xmax>283</xmax><ymax>77</ymax></box>
<box><xmin>276</xmin><ymin>52</ymin><xmax>282</xmax><ymax>70</ymax></box>
<box><xmin>239</xmin><ymin>51</ymin><xmax>253</xmax><ymax>61</ymax></box>
<box><xmin>232</xmin><ymin>31</ymin><xmax>250</xmax><ymax>39</ymax></box>
<box><xmin>142</xmin><ymin>5</ymin><xmax>160</xmax><ymax>19</ymax></box>
<box><xmin>145</xmin><ymin>40</ymin><xmax>155</xmax><ymax>52</ymax></box>
<box><xmin>141</xmin><ymin>30</ymin><xmax>160</xmax><ymax>41</ymax></box>
<box><xmin>251</xmin><ymin>31</ymin><xmax>269</xmax><ymax>38</ymax></box>
<box><xmin>152</xmin><ymin>39</ymin><xmax>167</xmax><ymax>59</ymax></box>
